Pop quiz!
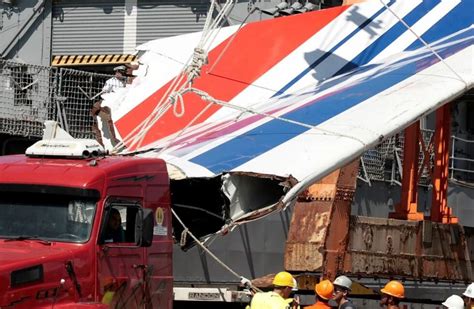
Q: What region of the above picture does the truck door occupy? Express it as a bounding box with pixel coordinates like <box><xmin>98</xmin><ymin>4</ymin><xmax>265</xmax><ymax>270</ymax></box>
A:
<box><xmin>97</xmin><ymin>198</ymin><xmax>150</xmax><ymax>308</ymax></box>
<box><xmin>144</xmin><ymin>193</ymin><xmax>173</xmax><ymax>309</ymax></box>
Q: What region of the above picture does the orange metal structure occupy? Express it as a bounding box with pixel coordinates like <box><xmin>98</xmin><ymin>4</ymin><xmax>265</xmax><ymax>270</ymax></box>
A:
<box><xmin>390</xmin><ymin>121</ymin><xmax>424</xmax><ymax>221</ymax></box>
<box><xmin>431</xmin><ymin>103</ymin><xmax>458</xmax><ymax>223</ymax></box>
<box><xmin>390</xmin><ymin>103</ymin><xmax>458</xmax><ymax>223</ymax></box>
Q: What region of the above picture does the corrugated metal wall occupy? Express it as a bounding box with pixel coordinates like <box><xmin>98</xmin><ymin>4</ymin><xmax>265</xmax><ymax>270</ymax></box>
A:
<box><xmin>52</xmin><ymin>0</ymin><xmax>209</xmax><ymax>56</ymax></box>
<box><xmin>136</xmin><ymin>0</ymin><xmax>209</xmax><ymax>45</ymax></box>
<box><xmin>52</xmin><ymin>1</ymin><xmax>126</xmax><ymax>55</ymax></box>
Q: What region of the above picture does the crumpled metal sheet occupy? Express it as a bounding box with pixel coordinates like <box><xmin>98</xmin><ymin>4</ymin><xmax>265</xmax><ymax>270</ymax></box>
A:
<box><xmin>284</xmin><ymin>161</ymin><xmax>359</xmax><ymax>275</ymax></box>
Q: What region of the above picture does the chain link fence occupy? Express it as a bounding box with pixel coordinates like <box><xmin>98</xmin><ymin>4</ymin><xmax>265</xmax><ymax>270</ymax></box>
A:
<box><xmin>0</xmin><ymin>59</ymin><xmax>111</xmax><ymax>139</ymax></box>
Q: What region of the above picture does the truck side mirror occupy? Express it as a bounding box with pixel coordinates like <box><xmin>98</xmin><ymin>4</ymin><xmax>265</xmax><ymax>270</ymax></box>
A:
<box><xmin>135</xmin><ymin>208</ymin><xmax>154</xmax><ymax>247</ymax></box>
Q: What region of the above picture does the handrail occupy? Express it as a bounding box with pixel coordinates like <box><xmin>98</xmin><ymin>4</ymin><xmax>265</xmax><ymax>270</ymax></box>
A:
<box><xmin>452</xmin><ymin>135</ymin><xmax>474</xmax><ymax>143</ymax></box>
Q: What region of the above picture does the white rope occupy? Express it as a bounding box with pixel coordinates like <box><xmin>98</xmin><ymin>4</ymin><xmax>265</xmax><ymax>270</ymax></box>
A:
<box><xmin>180</xmin><ymin>228</ymin><xmax>189</xmax><ymax>247</ymax></box>
<box><xmin>202</xmin><ymin>0</ymin><xmax>217</xmax><ymax>39</ymax></box>
<box><xmin>165</xmin><ymin>87</ymin><xmax>368</xmax><ymax>147</ymax></box>
<box><xmin>199</xmin><ymin>0</ymin><xmax>234</xmax><ymax>49</ymax></box>
<box><xmin>169</xmin><ymin>91</ymin><xmax>186</xmax><ymax>118</ymax></box>
<box><xmin>183</xmin><ymin>0</ymin><xmax>235</xmax><ymax>84</ymax></box>
<box><xmin>207</xmin><ymin>6</ymin><xmax>258</xmax><ymax>74</ymax></box>
<box><xmin>117</xmin><ymin>0</ymin><xmax>260</xmax><ymax>154</ymax></box>
<box><xmin>114</xmin><ymin>0</ymin><xmax>237</xmax><ymax>152</ymax></box>
<box><xmin>130</xmin><ymin>76</ymin><xmax>188</xmax><ymax>149</ymax></box>
<box><xmin>177</xmin><ymin>0</ymin><xmax>236</xmax><ymax>87</ymax></box>
<box><xmin>112</xmin><ymin>72</ymin><xmax>187</xmax><ymax>152</ymax></box>
<box><xmin>118</xmin><ymin>54</ymin><xmax>191</xmax><ymax>150</ymax></box>
<box><xmin>171</xmin><ymin>208</ymin><xmax>261</xmax><ymax>293</ymax></box>
<box><xmin>115</xmin><ymin>21</ymin><xmax>208</xmax><ymax>151</ymax></box>
<box><xmin>113</xmin><ymin>99</ymin><xmax>173</xmax><ymax>152</ymax></box>
<box><xmin>157</xmin><ymin>101</ymin><xmax>214</xmax><ymax>156</ymax></box>
<box><xmin>379</xmin><ymin>0</ymin><xmax>468</xmax><ymax>86</ymax></box>
<box><xmin>115</xmin><ymin>0</ymin><xmax>468</xmax><ymax>153</ymax></box>
<box><xmin>173</xmin><ymin>203</ymin><xmax>224</xmax><ymax>220</ymax></box>
<box><xmin>185</xmin><ymin>48</ymin><xmax>208</xmax><ymax>83</ymax></box>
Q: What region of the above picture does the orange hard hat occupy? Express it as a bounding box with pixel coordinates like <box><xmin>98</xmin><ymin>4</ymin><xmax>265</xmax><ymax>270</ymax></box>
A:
<box><xmin>315</xmin><ymin>280</ymin><xmax>334</xmax><ymax>300</ymax></box>
<box><xmin>381</xmin><ymin>280</ymin><xmax>405</xmax><ymax>299</ymax></box>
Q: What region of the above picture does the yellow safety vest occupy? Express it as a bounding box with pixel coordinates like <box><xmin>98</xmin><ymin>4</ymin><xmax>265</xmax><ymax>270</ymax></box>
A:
<box><xmin>249</xmin><ymin>291</ymin><xmax>291</xmax><ymax>309</ymax></box>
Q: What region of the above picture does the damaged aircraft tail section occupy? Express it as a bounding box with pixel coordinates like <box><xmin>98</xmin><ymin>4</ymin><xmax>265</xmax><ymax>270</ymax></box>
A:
<box><xmin>98</xmin><ymin>1</ymin><xmax>473</xmax><ymax>253</ymax></box>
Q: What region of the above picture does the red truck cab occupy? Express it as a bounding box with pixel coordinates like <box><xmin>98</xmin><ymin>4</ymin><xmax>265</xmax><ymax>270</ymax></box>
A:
<box><xmin>0</xmin><ymin>126</ymin><xmax>173</xmax><ymax>308</ymax></box>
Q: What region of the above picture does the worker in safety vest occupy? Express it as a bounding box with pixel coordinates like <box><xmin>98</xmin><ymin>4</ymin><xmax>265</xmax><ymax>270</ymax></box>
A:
<box><xmin>304</xmin><ymin>280</ymin><xmax>334</xmax><ymax>309</ymax></box>
<box><xmin>333</xmin><ymin>275</ymin><xmax>356</xmax><ymax>309</ymax></box>
<box><xmin>380</xmin><ymin>280</ymin><xmax>404</xmax><ymax>309</ymax></box>
<box><xmin>463</xmin><ymin>283</ymin><xmax>474</xmax><ymax>308</ymax></box>
<box><xmin>249</xmin><ymin>271</ymin><xmax>299</xmax><ymax>309</ymax></box>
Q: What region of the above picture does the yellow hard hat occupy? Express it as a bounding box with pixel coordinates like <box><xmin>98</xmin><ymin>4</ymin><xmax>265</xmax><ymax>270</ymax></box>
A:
<box><xmin>272</xmin><ymin>271</ymin><xmax>294</xmax><ymax>288</ymax></box>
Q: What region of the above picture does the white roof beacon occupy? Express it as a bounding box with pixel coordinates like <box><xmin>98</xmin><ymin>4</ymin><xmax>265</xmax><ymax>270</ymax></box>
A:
<box><xmin>26</xmin><ymin>121</ymin><xmax>104</xmax><ymax>159</ymax></box>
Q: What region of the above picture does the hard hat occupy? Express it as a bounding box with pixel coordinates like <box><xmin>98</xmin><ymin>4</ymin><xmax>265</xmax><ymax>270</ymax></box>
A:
<box><xmin>463</xmin><ymin>283</ymin><xmax>474</xmax><ymax>298</ymax></box>
<box><xmin>272</xmin><ymin>271</ymin><xmax>294</xmax><ymax>288</ymax></box>
<box><xmin>315</xmin><ymin>280</ymin><xmax>334</xmax><ymax>300</ymax></box>
<box><xmin>442</xmin><ymin>295</ymin><xmax>465</xmax><ymax>309</ymax></box>
<box><xmin>113</xmin><ymin>65</ymin><xmax>127</xmax><ymax>72</ymax></box>
<box><xmin>333</xmin><ymin>275</ymin><xmax>352</xmax><ymax>291</ymax></box>
<box><xmin>381</xmin><ymin>280</ymin><xmax>405</xmax><ymax>299</ymax></box>
<box><xmin>292</xmin><ymin>278</ymin><xmax>298</xmax><ymax>291</ymax></box>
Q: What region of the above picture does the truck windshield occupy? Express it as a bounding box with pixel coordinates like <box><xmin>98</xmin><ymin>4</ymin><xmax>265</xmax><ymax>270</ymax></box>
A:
<box><xmin>0</xmin><ymin>190</ymin><xmax>97</xmax><ymax>243</ymax></box>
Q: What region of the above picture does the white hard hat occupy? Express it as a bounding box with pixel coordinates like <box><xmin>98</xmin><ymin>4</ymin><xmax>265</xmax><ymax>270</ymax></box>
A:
<box><xmin>463</xmin><ymin>283</ymin><xmax>474</xmax><ymax>298</ymax></box>
<box><xmin>113</xmin><ymin>65</ymin><xmax>127</xmax><ymax>72</ymax></box>
<box><xmin>292</xmin><ymin>278</ymin><xmax>298</xmax><ymax>292</ymax></box>
<box><xmin>333</xmin><ymin>275</ymin><xmax>352</xmax><ymax>291</ymax></box>
<box><xmin>442</xmin><ymin>295</ymin><xmax>464</xmax><ymax>309</ymax></box>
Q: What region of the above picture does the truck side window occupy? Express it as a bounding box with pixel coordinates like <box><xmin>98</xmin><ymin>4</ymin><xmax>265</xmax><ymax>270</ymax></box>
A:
<box><xmin>101</xmin><ymin>203</ymin><xmax>140</xmax><ymax>244</ymax></box>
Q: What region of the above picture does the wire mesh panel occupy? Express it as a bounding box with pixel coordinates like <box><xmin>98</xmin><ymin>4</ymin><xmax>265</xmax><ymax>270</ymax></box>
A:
<box><xmin>0</xmin><ymin>60</ymin><xmax>55</xmax><ymax>137</ymax></box>
<box><xmin>0</xmin><ymin>59</ymin><xmax>111</xmax><ymax>139</ymax></box>
<box><xmin>359</xmin><ymin>130</ymin><xmax>438</xmax><ymax>186</ymax></box>
<box><xmin>360</xmin><ymin>136</ymin><xmax>397</xmax><ymax>182</ymax></box>
<box><xmin>56</xmin><ymin>68</ymin><xmax>111</xmax><ymax>139</ymax></box>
